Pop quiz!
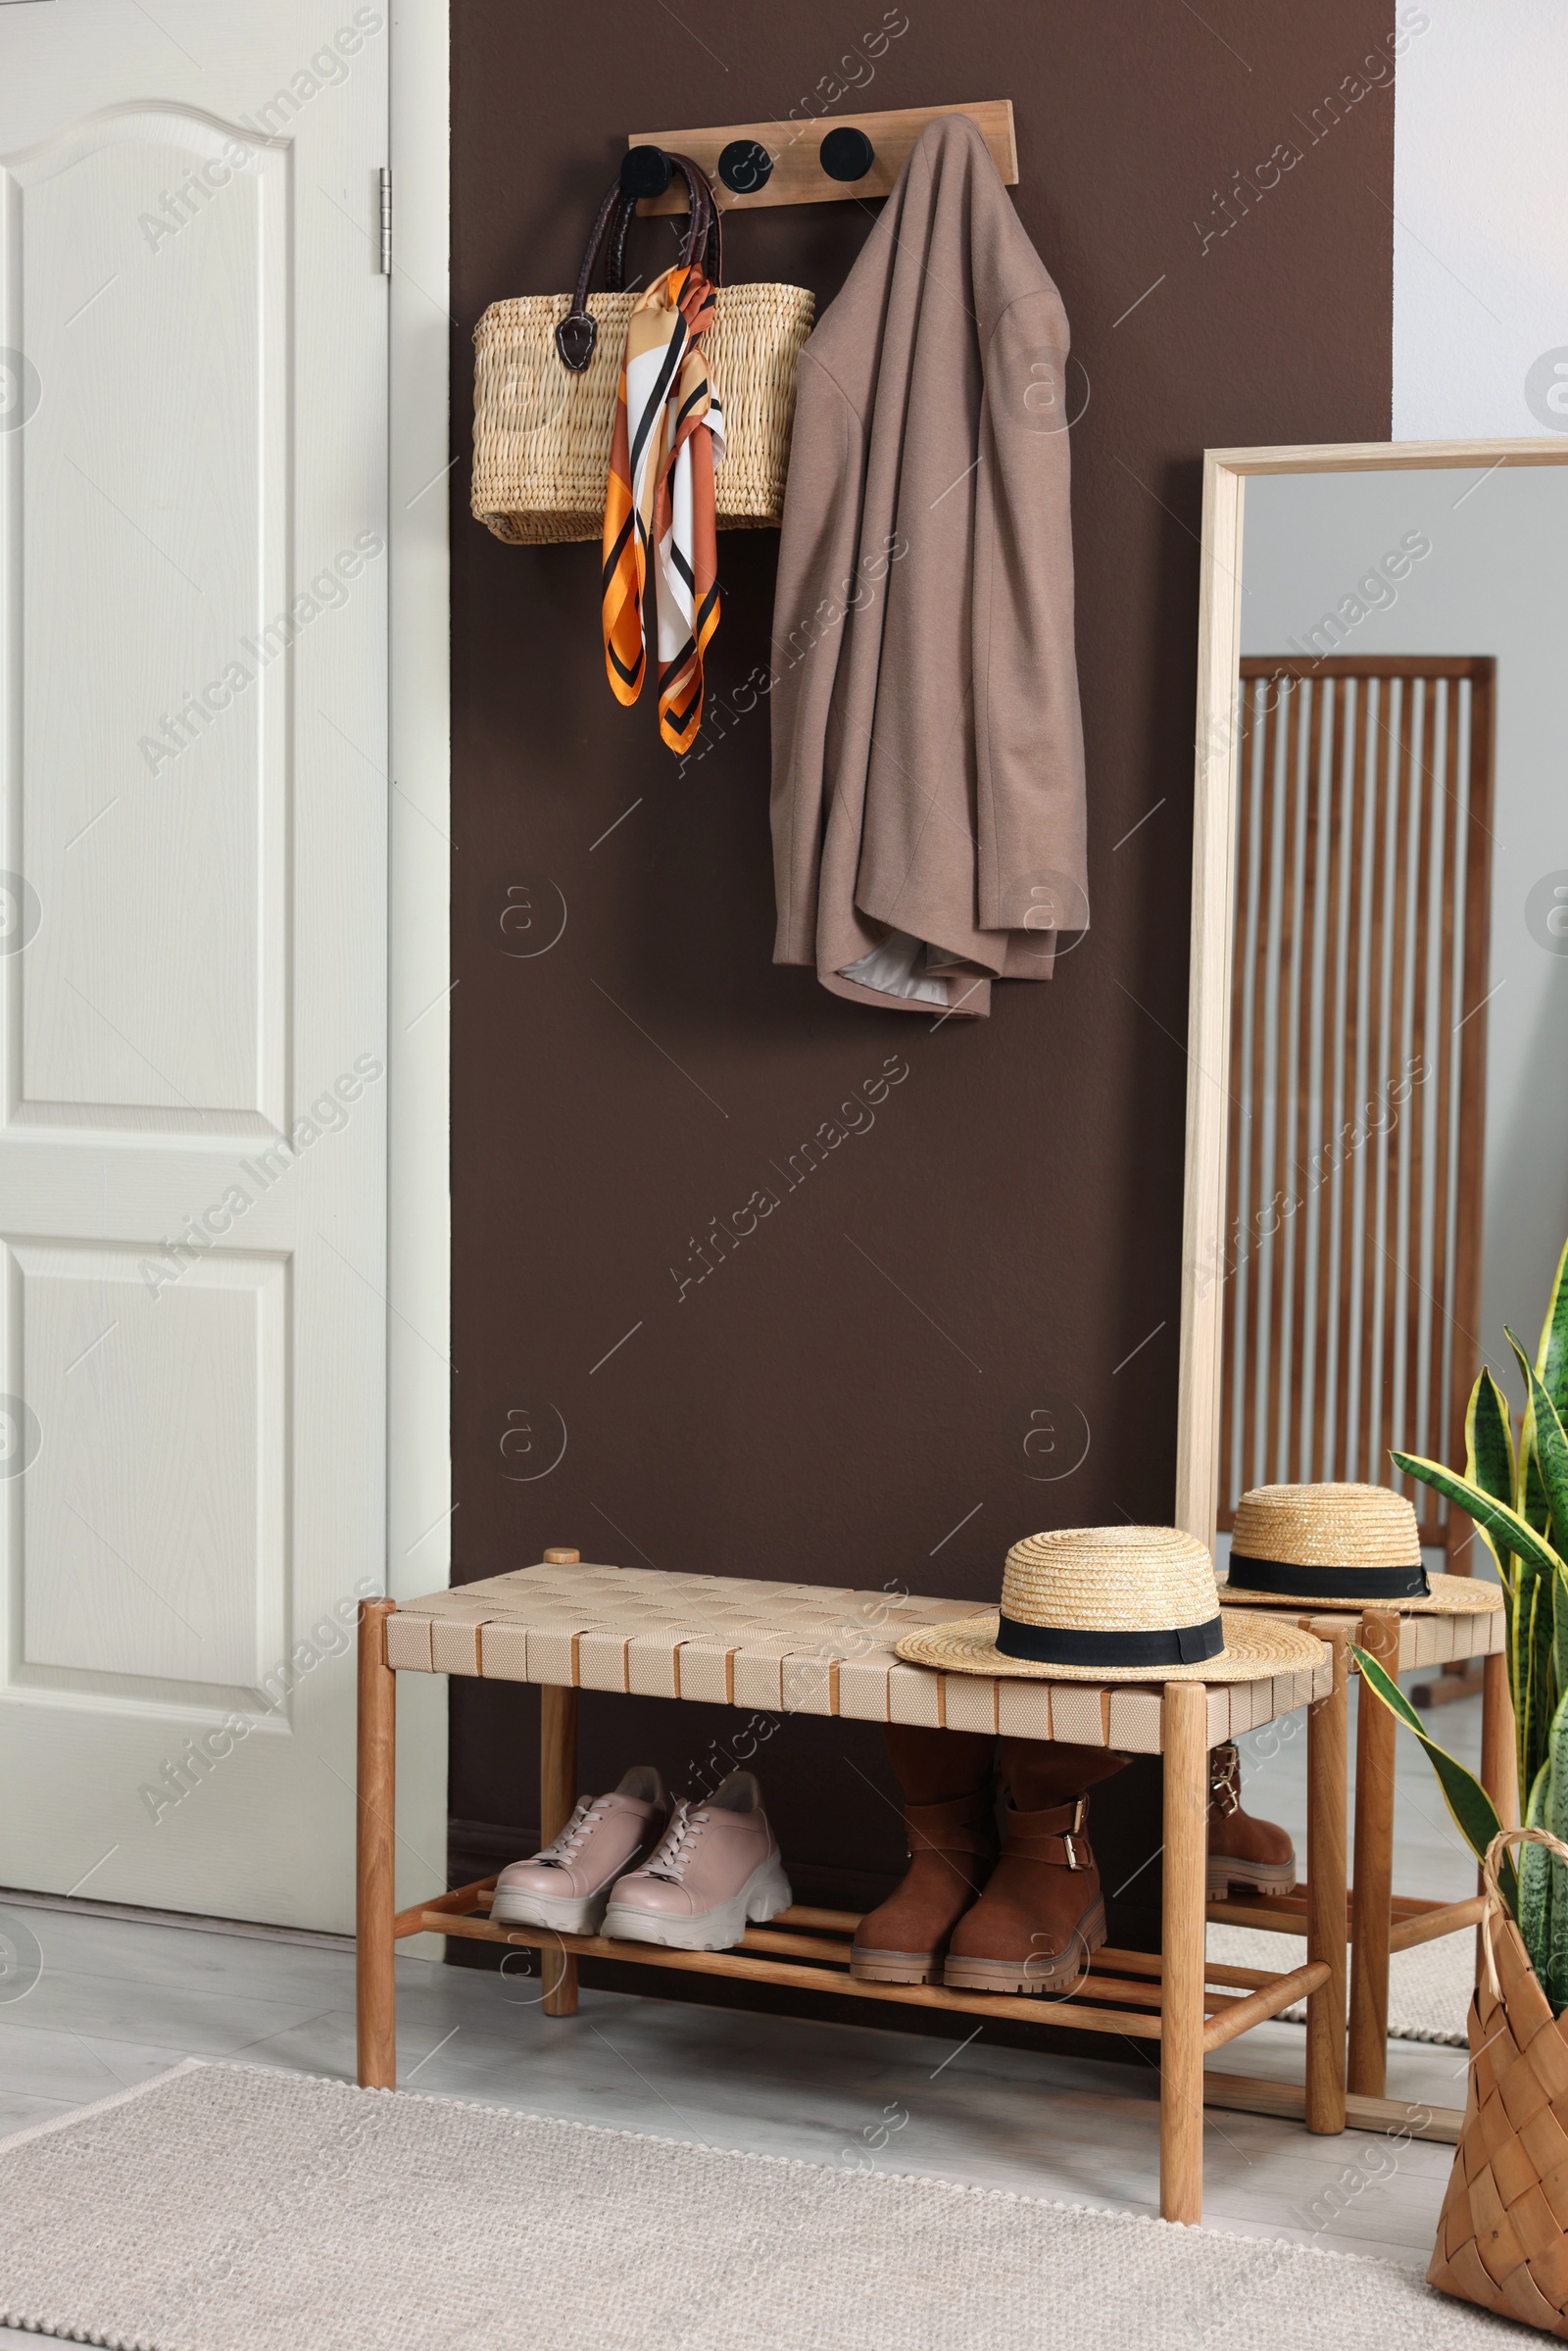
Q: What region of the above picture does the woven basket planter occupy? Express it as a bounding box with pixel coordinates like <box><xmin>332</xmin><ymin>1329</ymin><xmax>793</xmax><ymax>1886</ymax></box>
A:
<box><xmin>471</xmin><ymin>282</ymin><xmax>815</xmax><ymax>546</ymax></box>
<box><xmin>1431</xmin><ymin>1827</ymin><xmax>1568</xmax><ymax>2332</ymax></box>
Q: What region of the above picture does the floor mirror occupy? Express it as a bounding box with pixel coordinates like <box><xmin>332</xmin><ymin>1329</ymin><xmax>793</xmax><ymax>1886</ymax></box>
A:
<box><xmin>1177</xmin><ymin>439</ymin><xmax>1568</xmax><ymax>1591</ymax></box>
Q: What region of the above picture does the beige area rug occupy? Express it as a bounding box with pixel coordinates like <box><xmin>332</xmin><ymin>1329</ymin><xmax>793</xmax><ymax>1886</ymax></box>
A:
<box><xmin>0</xmin><ymin>2060</ymin><xmax>1526</xmax><ymax>2350</ymax></box>
<box><xmin>1208</xmin><ymin>1924</ymin><xmax>1475</xmax><ymax>2046</ymax></box>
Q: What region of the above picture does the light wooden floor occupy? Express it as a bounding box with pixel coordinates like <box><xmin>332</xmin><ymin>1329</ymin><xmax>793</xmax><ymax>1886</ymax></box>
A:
<box><xmin>0</xmin><ymin>1682</ymin><xmax>1484</xmax><ymax>2303</ymax></box>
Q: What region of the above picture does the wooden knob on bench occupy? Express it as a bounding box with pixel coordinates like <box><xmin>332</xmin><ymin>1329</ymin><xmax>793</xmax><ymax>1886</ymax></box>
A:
<box><xmin>543</xmin><ymin>1547</ymin><xmax>580</xmax><ymax>1565</ymax></box>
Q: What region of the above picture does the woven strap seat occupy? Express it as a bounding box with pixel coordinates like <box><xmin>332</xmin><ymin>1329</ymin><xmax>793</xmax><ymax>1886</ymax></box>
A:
<box><xmin>389</xmin><ymin>1559</ymin><xmax>1331</xmax><ymax>1752</ymax></box>
<box><xmin>1242</xmin><ymin>1606</ymin><xmax>1502</xmax><ymax>1670</ymax></box>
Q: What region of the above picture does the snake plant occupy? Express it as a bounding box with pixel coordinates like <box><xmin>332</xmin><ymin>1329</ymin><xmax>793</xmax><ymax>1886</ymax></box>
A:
<box><xmin>1353</xmin><ymin>1234</ymin><xmax>1568</xmax><ymax>2010</ymax></box>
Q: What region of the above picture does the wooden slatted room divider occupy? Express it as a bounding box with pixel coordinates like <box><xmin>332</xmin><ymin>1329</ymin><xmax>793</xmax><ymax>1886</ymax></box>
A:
<box><xmin>1217</xmin><ymin>656</ymin><xmax>1496</xmax><ymax>1556</ymax></box>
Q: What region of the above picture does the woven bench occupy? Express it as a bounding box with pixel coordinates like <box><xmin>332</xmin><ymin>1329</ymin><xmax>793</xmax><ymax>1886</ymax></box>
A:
<box><xmin>355</xmin><ymin>1552</ymin><xmax>1344</xmax><ymax>2226</ymax></box>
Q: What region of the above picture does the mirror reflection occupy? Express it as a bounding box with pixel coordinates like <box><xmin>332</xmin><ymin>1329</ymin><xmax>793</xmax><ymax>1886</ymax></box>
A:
<box><xmin>1216</xmin><ymin>463</ymin><xmax>1568</xmax><ymax>1594</ymax></box>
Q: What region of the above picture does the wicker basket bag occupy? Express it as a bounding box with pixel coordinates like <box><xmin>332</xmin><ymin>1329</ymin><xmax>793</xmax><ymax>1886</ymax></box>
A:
<box><xmin>1430</xmin><ymin>1826</ymin><xmax>1568</xmax><ymax>2331</ymax></box>
<box><xmin>471</xmin><ymin>160</ymin><xmax>814</xmax><ymax>546</ymax></box>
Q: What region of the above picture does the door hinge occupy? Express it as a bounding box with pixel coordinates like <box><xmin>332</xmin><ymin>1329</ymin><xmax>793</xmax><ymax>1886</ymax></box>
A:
<box><xmin>379</xmin><ymin>168</ymin><xmax>392</xmax><ymax>274</ymax></box>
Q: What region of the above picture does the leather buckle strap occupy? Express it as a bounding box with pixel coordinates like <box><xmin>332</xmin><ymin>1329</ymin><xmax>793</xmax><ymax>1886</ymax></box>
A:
<box><xmin>906</xmin><ymin>1828</ymin><xmax>990</xmax><ymax>1859</ymax></box>
<box><xmin>1209</xmin><ymin>1739</ymin><xmax>1242</xmax><ymax>1817</ymax></box>
<box><xmin>1031</xmin><ymin>1796</ymin><xmax>1087</xmax><ymax>1834</ymax></box>
<box><xmin>904</xmin><ymin>1790</ymin><xmax>993</xmax><ymax>1861</ymax></box>
<box><xmin>1004</xmin><ymin>1828</ymin><xmax>1092</xmax><ymax>1868</ymax></box>
<box><xmin>1001</xmin><ymin>1794</ymin><xmax>1093</xmax><ymax>1870</ymax></box>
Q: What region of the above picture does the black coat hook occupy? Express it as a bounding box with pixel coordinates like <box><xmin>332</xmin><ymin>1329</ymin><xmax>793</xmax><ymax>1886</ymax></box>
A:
<box><xmin>620</xmin><ymin>144</ymin><xmax>673</xmax><ymax>200</ymax></box>
<box><xmin>718</xmin><ymin>139</ymin><xmax>773</xmax><ymax>194</ymax></box>
<box><xmin>819</xmin><ymin>125</ymin><xmax>875</xmax><ymax>182</ymax></box>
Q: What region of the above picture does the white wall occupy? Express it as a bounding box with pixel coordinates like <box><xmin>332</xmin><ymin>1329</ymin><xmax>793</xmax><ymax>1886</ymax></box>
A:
<box><xmin>1241</xmin><ymin>464</ymin><xmax>1568</xmax><ymax>1379</ymax></box>
<box><xmin>1395</xmin><ymin>0</ymin><xmax>1568</xmax><ymax>438</ymax></box>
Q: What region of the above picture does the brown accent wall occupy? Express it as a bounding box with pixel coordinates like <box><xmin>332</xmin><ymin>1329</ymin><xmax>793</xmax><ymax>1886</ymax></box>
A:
<box><xmin>448</xmin><ymin>1</ymin><xmax>1395</xmax><ymax>1970</ymax></box>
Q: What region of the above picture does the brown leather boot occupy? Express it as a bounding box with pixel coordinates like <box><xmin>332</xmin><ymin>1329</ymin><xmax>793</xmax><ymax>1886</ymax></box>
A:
<box><xmin>851</xmin><ymin>1726</ymin><xmax>997</xmax><ymax>1985</ymax></box>
<box><xmin>1205</xmin><ymin>1739</ymin><xmax>1297</xmax><ymax>1897</ymax></box>
<box><xmin>943</xmin><ymin>1739</ymin><xmax>1125</xmax><ymax>1996</ymax></box>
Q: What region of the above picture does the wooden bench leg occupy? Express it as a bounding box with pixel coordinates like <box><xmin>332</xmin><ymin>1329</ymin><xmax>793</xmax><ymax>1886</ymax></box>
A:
<box><xmin>1481</xmin><ymin>1647</ymin><xmax>1518</xmax><ymax>1828</ymax></box>
<box><xmin>357</xmin><ymin>1597</ymin><xmax>399</xmax><ymax>2089</ymax></box>
<box><xmin>1305</xmin><ymin>1628</ymin><xmax>1348</xmax><ymax>2132</ymax></box>
<box><xmin>541</xmin><ymin>1685</ymin><xmax>580</xmax><ymax>2018</ymax></box>
<box><xmin>1160</xmin><ymin>1680</ymin><xmax>1207</xmax><ymax>2226</ymax></box>
<box><xmin>1348</xmin><ymin>1609</ymin><xmax>1398</xmax><ymax>2099</ymax></box>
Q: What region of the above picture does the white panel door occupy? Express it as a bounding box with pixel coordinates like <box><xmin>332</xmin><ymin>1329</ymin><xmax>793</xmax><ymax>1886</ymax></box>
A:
<box><xmin>0</xmin><ymin>3</ymin><xmax>395</xmax><ymax>1929</ymax></box>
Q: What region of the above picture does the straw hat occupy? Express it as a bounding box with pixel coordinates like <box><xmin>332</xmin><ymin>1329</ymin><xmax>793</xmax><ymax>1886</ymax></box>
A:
<box><xmin>1219</xmin><ymin>1483</ymin><xmax>1502</xmax><ymax>1615</ymax></box>
<box><xmin>895</xmin><ymin>1525</ymin><xmax>1326</xmax><ymax>1685</ymax></box>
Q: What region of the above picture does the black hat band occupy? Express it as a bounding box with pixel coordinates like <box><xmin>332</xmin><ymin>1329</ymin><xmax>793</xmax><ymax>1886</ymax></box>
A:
<box><xmin>995</xmin><ymin>1612</ymin><xmax>1226</xmax><ymax>1668</ymax></box>
<box><xmin>1226</xmin><ymin>1555</ymin><xmax>1429</xmax><ymax>1600</ymax></box>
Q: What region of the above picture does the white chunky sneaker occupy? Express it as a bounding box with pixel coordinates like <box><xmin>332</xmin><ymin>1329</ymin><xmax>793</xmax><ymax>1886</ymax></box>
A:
<box><xmin>603</xmin><ymin>1770</ymin><xmax>792</xmax><ymax>1951</ymax></box>
<box><xmin>490</xmin><ymin>1766</ymin><xmax>669</xmax><ymax>1934</ymax></box>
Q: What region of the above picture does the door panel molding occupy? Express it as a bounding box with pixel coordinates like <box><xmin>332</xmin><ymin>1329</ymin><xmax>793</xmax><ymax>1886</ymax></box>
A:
<box><xmin>2</xmin><ymin>105</ymin><xmax>290</xmax><ymax>1129</ymax></box>
<box><xmin>386</xmin><ymin>0</ymin><xmax>450</xmax><ymax>1918</ymax></box>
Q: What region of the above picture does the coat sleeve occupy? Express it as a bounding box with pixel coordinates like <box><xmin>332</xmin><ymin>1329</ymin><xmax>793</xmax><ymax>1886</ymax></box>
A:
<box><xmin>768</xmin><ymin>358</ymin><xmax>862</xmax><ymax>966</ymax></box>
<box><xmin>971</xmin><ymin>287</ymin><xmax>1089</xmax><ymax>943</ymax></box>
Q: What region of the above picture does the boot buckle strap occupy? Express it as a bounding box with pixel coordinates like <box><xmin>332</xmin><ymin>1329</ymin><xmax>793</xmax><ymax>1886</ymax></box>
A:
<box><xmin>906</xmin><ymin>1826</ymin><xmax>988</xmax><ymax>1860</ymax></box>
<box><xmin>1008</xmin><ymin>1828</ymin><xmax>1091</xmax><ymax>1866</ymax></box>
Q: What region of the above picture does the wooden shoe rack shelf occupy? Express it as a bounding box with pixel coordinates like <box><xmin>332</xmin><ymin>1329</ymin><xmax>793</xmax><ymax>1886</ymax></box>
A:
<box><xmin>407</xmin><ymin>1877</ymin><xmax>1328</xmax><ymax>2046</ymax></box>
<box><xmin>357</xmin><ymin>1552</ymin><xmax>1350</xmax><ymax>2227</ymax></box>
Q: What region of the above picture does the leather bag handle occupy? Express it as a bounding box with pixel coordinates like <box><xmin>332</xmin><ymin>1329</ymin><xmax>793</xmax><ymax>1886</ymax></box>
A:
<box><xmin>556</xmin><ymin>182</ymin><xmax>634</xmax><ymax>370</ymax></box>
<box><xmin>664</xmin><ymin>152</ymin><xmax>722</xmax><ymax>287</ymax></box>
<box><xmin>555</xmin><ymin>154</ymin><xmax>721</xmax><ymax>373</ymax></box>
<box><xmin>1480</xmin><ymin>1824</ymin><xmax>1568</xmax><ymax>1999</ymax></box>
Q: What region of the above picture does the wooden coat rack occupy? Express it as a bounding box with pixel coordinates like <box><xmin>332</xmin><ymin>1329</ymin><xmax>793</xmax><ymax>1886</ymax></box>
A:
<box><xmin>625</xmin><ymin>100</ymin><xmax>1015</xmax><ymax>214</ymax></box>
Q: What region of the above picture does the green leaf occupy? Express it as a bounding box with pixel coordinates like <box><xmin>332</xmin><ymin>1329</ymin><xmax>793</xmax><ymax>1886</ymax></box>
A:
<box><xmin>1466</xmin><ymin>1368</ymin><xmax>1517</xmax><ymax>1582</ymax></box>
<box><xmin>1524</xmin><ymin>1416</ymin><xmax>1553</xmax><ymax>1540</ymax></box>
<box><xmin>1547</xmin><ymin>1700</ymin><xmax>1568</xmax><ymax>2013</ymax></box>
<box><xmin>1503</xmin><ymin>1333</ymin><xmax>1568</xmax><ymax>1690</ymax></box>
<box><xmin>1391</xmin><ymin>1448</ymin><xmax>1568</xmax><ymax>1587</ymax></box>
<box><xmin>1538</xmin><ymin>1233</ymin><xmax>1568</xmax><ymax>1429</ymax></box>
<box><xmin>1523</xmin><ymin>1759</ymin><xmax>1553</xmax><ymax>1985</ymax></box>
<box><xmin>1521</xmin><ymin>1566</ymin><xmax>1561</xmax><ymax>1804</ymax></box>
<box><xmin>1511</xmin><ymin>1330</ymin><xmax>1568</xmax><ymax>1555</ymax></box>
<box><xmin>1352</xmin><ymin>1643</ymin><xmax>1513</xmax><ymax>1909</ymax></box>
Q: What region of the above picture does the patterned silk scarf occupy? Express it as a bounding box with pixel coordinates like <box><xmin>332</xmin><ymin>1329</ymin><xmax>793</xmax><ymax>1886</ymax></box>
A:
<box><xmin>601</xmin><ymin>264</ymin><xmax>724</xmax><ymax>755</ymax></box>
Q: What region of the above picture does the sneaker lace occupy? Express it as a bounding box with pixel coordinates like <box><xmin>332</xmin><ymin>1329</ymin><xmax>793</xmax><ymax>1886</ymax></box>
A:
<box><xmin>643</xmin><ymin>1797</ymin><xmax>708</xmax><ymax>1885</ymax></box>
<box><xmin>533</xmin><ymin>1794</ymin><xmax>609</xmax><ymax>1870</ymax></box>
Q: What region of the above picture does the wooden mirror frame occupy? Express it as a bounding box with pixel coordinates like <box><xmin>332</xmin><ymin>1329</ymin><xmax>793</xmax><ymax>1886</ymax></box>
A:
<box><xmin>1174</xmin><ymin>436</ymin><xmax>1568</xmax><ymax>1549</ymax></box>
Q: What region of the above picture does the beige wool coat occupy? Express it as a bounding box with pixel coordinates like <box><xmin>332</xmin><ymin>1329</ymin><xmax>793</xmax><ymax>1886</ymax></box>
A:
<box><xmin>769</xmin><ymin>113</ymin><xmax>1088</xmax><ymax>1016</ymax></box>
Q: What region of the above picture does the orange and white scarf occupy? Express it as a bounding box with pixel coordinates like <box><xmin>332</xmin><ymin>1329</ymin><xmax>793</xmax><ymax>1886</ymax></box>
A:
<box><xmin>601</xmin><ymin>264</ymin><xmax>724</xmax><ymax>756</ymax></box>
